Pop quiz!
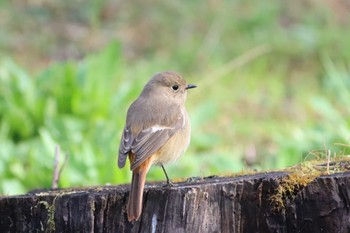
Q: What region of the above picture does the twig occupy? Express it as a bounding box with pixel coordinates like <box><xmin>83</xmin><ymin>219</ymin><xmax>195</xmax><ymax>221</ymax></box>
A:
<box><xmin>59</xmin><ymin>152</ymin><xmax>70</xmax><ymax>180</ymax></box>
<box><xmin>51</xmin><ymin>145</ymin><xmax>70</xmax><ymax>189</ymax></box>
<box><xmin>327</xmin><ymin>149</ymin><xmax>331</xmax><ymax>175</ymax></box>
<box><xmin>52</xmin><ymin>145</ymin><xmax>60</xmax><ymax>189</ymax></box>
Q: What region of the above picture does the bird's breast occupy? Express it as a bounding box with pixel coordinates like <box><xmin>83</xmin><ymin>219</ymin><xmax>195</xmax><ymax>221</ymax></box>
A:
<box><xmin>152</xmin><ymin>108</ymin><xmax>191</xmax><ymax>165</ymax></box>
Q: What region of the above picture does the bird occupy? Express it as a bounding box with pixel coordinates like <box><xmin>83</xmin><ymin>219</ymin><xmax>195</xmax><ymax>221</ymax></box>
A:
<box><xmin>118</xmin><ymin>71</ymin><xmax>196</xmax><ymax>221</ymax></box>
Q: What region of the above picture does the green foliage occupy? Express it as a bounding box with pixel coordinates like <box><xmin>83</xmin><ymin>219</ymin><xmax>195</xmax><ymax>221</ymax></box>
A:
<box><xmin>0</xmin><ymin>42</ymin><xmax>133</xmax><ymax>194</ymax></box>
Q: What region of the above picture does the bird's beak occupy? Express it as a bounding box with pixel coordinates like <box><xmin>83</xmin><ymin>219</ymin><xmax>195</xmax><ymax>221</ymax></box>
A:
<box><xmin>186</xmin><ymin>84</ymin><xmax>197</xmax><ymax>90</ymax></box>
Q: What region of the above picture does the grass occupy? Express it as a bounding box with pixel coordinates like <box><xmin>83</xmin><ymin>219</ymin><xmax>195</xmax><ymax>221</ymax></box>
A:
<box><xmin>270</xmin><ymin>155</ymin><xmax>350</xmax><ymax>213</ymax></box>
<box><xmin>0</xmin><ymin>1</ymin><xmax>350</xmax><ymax>195</ymax></box>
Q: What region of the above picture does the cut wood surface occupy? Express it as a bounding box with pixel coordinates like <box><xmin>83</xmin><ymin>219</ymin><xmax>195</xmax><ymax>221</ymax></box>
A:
<box><xmin>1</xmin><ymin>171</ymin><xmax>350</xmax><ymax>233</ymax></box>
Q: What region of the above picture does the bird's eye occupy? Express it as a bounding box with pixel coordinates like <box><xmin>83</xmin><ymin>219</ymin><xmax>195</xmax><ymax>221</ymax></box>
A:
<box><xmin>171</xmin><ymin>85</ymin><xmax>179</xmax><ymax>91</ymax></box>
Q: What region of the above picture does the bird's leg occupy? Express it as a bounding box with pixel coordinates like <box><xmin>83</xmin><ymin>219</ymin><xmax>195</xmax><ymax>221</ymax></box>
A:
<box><xmin>161</xmin><ymin>164</ymin><xmax>174</xmax><ymax>187</ymax></box>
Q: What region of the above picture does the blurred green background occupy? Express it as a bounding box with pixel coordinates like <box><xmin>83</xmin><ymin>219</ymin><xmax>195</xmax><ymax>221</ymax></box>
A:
<box><xmin>1</xmin><ymin>0</ymin><xmax>350</xmax><ymax>195</ymax></box>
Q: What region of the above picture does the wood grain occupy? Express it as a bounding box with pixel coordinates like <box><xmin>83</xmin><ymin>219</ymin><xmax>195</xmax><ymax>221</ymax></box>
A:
<box><xmin>1</xmin><ymin>172</ymin><xmax>350</xmax><ymax>233</ymax></box>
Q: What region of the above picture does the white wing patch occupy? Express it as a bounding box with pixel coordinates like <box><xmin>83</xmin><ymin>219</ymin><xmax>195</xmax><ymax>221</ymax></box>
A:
<box><xmin>150</xmin><ymin>125</ymin><xmax>172</xmax><ymax>133</ymax></box>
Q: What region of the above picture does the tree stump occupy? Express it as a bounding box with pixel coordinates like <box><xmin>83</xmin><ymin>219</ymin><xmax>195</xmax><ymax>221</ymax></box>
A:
<box><xmin>1</xmin><ymin>171</ymin><xmax>350</xmax><ymax>233</ymax></box>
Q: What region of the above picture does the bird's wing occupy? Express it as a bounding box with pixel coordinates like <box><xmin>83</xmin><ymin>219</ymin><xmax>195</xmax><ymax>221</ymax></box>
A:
<box><xmin>119</xmin><ymin>112</ymin><xmax>185</xmax><ymax>170</ymax></box>
<box><xmin>118</xmin><ymin>126</ymin><xmax>134</xmax><ymax>168</ymax></box>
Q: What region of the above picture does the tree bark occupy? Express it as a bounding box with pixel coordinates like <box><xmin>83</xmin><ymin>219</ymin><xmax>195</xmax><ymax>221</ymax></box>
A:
<box><xmin>1</xmin><ymin>171</ymin><xmax>350</xmax><ymax>233</ymax></box>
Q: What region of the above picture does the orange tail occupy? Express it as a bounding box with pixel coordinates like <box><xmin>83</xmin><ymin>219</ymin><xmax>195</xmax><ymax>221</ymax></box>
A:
<box><xmin>127</xmin><ymin>157</ymin><xmax>152</xmax><ymax>221</ymax></box>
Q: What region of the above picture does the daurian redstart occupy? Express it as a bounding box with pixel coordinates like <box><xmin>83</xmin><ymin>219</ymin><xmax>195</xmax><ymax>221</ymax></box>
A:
<box><xmin>118</xmin><ymin>71</ymin><xmax>196</xmax><ymax>221</ymax></box>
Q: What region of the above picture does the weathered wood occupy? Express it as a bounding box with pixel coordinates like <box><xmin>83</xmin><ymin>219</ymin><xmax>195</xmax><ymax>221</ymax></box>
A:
<box><xmin>1</xmin><ymin>171</ymin><xmax>350</xmax><ymax>233</ymax></box>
